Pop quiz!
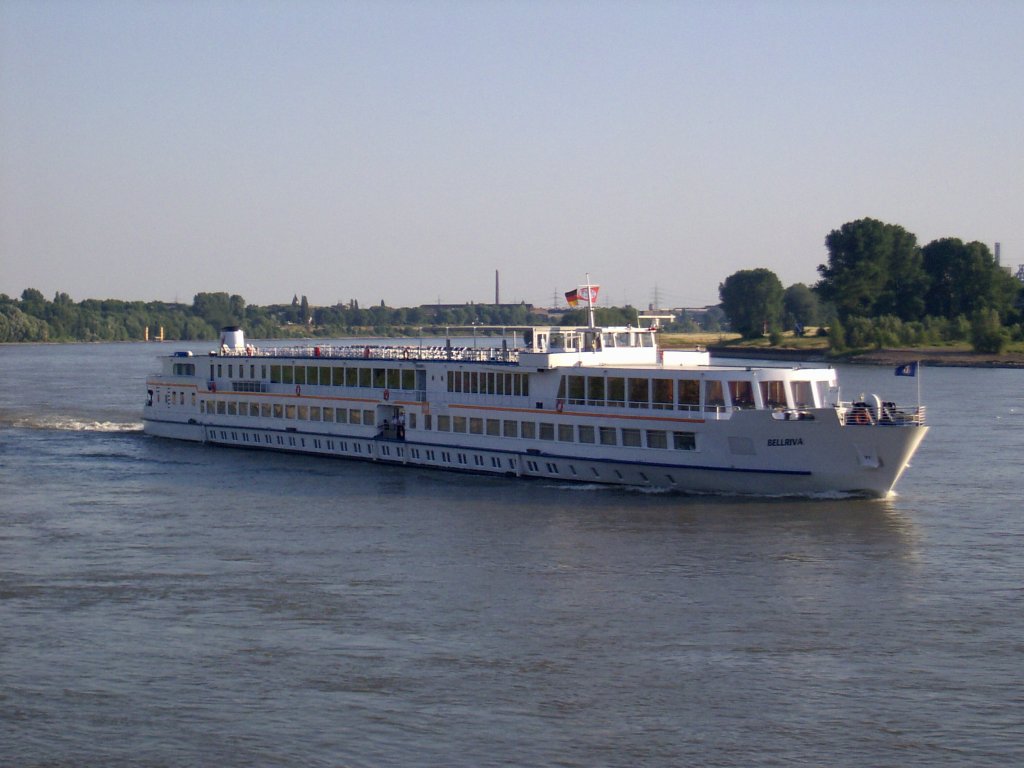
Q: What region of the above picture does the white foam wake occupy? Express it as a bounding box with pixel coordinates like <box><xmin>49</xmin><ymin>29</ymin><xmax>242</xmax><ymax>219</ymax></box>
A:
<box><xmin>9</xmin><ymin>416</ymin><xmax>143</xmax><ymax>433</ymax></box>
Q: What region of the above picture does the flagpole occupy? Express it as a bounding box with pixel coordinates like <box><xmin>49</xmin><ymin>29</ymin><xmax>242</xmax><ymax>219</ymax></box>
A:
<box><xmin>917</xmin><ymin>359</ymin><xmax>921</xmax><ymax>412</ymax></box>
<box><xmin>585</xmin><ymin>273</ymin><xmax>595</xmax><ymax>329</ymax></box>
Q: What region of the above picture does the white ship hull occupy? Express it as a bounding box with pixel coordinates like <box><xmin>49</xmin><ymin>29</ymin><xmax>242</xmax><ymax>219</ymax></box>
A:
<box><xmin>143</xmin><ymin>326</ymin><xmax>927</xmax><ymax>498</ymax></box>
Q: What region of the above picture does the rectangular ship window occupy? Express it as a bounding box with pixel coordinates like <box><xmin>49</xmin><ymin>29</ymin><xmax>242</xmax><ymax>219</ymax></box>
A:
<box><xmin>678</xmin><ymin>379</ymin><xmax>700</xmax><ymax>411</ymax></box>
<box><xmin>652</xmin><ymin>379</ymin><xmax>674</xmax><ymax>409</ymax></box>
<box><xmin>607</xmin><ymin>377</ymin><xmax>625</xmax><ymax>407</ymax></box>
<box><xmin>673</xmin><ymin>431</ymin><xmax>697</xmax><ymax>451</ymax></box>
<box><xmin>628</xmin><ymin>378</ymin><xmax>649</xmax><ymax>409</ymax></box>
<box><xmin>621</xmin><ymin>428</ymin><xmax>642</xmax><ymax>447</ymax></box>
<box><xmin>646</xmin><ymin>430</ymin><xmax>668</xmax><ymax>449</ymax></box>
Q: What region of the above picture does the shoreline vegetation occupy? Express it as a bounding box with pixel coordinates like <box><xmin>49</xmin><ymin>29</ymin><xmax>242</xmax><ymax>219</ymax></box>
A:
<box><xmin>6</xmin><ymin>218</ymin><xmax>1022</xmax><ymax>369</ymax></box>
<box><xmin>658</xmin><ymin>332</ymin><xmax>1024</xmax><ymax>369</ymax></box>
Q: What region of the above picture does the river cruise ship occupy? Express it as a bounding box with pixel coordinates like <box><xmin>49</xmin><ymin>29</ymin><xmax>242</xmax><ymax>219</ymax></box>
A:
<box><xmin>143</xmin><ymin>324</ymin><xmax>927</xmax><ymax>497</ymax></box>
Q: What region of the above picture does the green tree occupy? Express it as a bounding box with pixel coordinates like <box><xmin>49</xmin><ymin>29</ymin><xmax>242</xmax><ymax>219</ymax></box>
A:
<box><xmin>816</xmin><ymin>218</ymin><xmax>926</xmax><ymax>321</ymax></box>
<box><xmin>783</xmin><ymin>283</ymin><xmax>821</xmax><ymax>332</ymax></box>
<box><xmin>229</xmin><ymin>294</ymin><xmax>246</xmax><ymax>324</ymax></box>
<box><xmin>970</xmin><ymin>307</ymin><xmax>1009</xmax><ymax>353</ymax></box>
<box><xmin>193</xmin><ymin>292</ymin><xmax>234</xmax><ymax>328</ymax></box>
<box><xmin>922</xmin><ymin>238</ymin><xmax>1020</xmax><ymax>320</ymax></box>
<box><xmin>719</xmin><ymin>269</ymin><xmax>784</xmax><ymax>339</ymax></box>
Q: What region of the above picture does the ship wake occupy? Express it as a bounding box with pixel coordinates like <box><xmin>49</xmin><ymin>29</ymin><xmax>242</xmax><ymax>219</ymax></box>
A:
<box><xmin>1</xmin><ymin>412</ymin><xmax>143</xmax><ymax>433</ymax></box>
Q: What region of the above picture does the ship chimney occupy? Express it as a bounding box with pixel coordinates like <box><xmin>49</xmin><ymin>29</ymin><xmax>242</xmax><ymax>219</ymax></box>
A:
<box><xmin>219</xmin><ymin>325</ymin><xmax>245</xmax><ymax>352</ymax></box>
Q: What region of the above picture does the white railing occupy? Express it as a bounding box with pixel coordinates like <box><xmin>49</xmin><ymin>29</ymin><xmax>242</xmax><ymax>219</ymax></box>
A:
<box><xmin>220</xmin><ymin>344</ymin><xmax>520</xmax><ymax>364</ymax></box>
<box><xmin>842</xmin><ymin>402</ymin><xmax>926</xmax><ymax>426</ymax></box>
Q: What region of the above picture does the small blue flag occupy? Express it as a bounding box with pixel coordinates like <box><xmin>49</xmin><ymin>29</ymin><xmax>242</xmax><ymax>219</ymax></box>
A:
<box><xmin>895</xmin><ymin>362</ymin><xmax>918</xmax><ymax>377</ymax></box>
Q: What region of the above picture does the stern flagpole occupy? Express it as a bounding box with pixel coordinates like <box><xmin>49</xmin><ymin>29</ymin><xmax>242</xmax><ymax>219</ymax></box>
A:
<box><xmin>585</xmin><ymin>273</ymin><xmax>596</xmax><ymax>329</ymax></box>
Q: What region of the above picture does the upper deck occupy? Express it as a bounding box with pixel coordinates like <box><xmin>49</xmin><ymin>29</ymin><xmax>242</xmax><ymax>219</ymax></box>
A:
<box><xmin>201</xmin><ymin>324</ymin><xmax>710</xmax><ymax>369</ymax></box>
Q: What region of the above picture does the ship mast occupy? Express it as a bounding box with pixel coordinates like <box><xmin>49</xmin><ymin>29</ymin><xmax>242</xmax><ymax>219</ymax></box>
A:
<box><xmin>586</xmin><ymin>273</ymin><xmax>596</xmax><ymax>329</ymax></box>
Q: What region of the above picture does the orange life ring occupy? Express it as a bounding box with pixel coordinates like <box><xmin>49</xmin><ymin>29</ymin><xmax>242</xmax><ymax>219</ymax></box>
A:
<box><xmin>851</xmin><ymin>407</ymin><xmax>869</xmax><ymax>425</ymax></box>
<box><xmin>555</xmin><ymin>398</ymin><xmax>564</xmax><ymax>412</ymax></box>
<box><xmin>383</xmin><ymin>389</ymin><xmax>390</xmax><ymax>401</ymax></box>
<box><xmin>295</xmin><ymin>384</ymin><xmax>301</xmax><ymax>397</ymax></box>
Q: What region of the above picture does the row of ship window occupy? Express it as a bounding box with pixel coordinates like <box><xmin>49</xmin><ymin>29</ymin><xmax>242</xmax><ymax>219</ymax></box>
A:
<box><xmin>201</xmin><ymin>399</ymin><xmax>402</xmax><ymax>428</ymax></box>
<box><xmin>445</xmin><ymin>370</ymin><xmax>530</xmax><ymax>396</ymax></box>
<box><xmin>187</xmin><ymin>363</ymin><xmax>819</xmax><ymax>412</ymax></box>
<box><xmin>209</xmin><ymin>362</ymin><xmax>426</xmax><ymax>391</ymax></box>
<box><xmin>195</xmin><ymin>397</ymin><xmax>697</xmax><ymax>451</ymax></box>
<box><xmin>151</xmin><ymin>390</ymin><xmax>194</xmax><ymax>407</ymax></box>
<box><xmin>207</xmin><ymin>431</ymin><xmax>676</xmax><ymax>484</ymax></box>
<box><xmin>434</xmin><ymin>414</ymin><xmax>696</xmax><ymax>450</ymax></box>
<box><xmin>558</xmin><ymin>374</ymin><xmax>815</xmax><ymax>410</ymax></box>
<box><xmin>206</xmin><ymin>362</ymin><xmax>532</xmax><ymax>397</ymax></box>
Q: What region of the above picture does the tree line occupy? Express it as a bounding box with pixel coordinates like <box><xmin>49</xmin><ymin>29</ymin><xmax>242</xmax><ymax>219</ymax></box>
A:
<box><xmin>1</xmin><ymin>286</ymin><xmax>729</xmax><ymax>343</ymax></box>
<box><xmin>719</xmin><ymin>218</ymin><xmax>1023</xmax><ymax>353</ymax></box>
<box><xmin>1</xmin><ymin>289</ymin><xmax>672</xmax><ymax>343</ymax></box>
<box><xmin>5</xmin><ymin>216</ymin><xmax>1019</xmax><ymax>349</ymax></box>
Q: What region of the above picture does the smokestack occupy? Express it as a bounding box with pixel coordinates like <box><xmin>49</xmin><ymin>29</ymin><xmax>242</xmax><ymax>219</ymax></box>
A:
<box><xmin>995</xmin><ymin>242</ymin><xmax>1001</xmax><ymax>266</ymax></box>
<box><xmin>495</xmin><ymin>270</ymin><xmax>500</xmax><ymax>304</ymax></box>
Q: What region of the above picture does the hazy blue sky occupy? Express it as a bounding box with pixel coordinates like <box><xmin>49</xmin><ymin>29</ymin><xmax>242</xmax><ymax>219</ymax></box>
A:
<box><xmin>2</xmin><ymin>1</ymin><xmax>1021</xmax><ymax>309</ymax></box>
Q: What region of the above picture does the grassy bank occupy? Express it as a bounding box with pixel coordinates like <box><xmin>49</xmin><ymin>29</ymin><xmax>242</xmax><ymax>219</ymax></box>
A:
<box><xmin>659</xmin><ymin>331</ymin><xmax>1024</xmax><ymax>368</ymax></box>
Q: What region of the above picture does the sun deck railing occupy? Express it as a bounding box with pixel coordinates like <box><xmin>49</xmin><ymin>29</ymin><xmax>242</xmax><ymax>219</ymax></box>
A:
<box><xmin>217</xmin><ymin>344</ymin><xmax>521</xmax><ymax>364</ymax></box>
<box><xmin>842</xmin><ymin>403</ymin><xmax>926</xmax><ymax>426</ymax></box>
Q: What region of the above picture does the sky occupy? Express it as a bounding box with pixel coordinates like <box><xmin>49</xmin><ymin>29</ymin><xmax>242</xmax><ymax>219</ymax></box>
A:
<box><xmin>2</xmin><ymin>0</ymin><xmax>1022</xmax><ymax>310</ymax></box>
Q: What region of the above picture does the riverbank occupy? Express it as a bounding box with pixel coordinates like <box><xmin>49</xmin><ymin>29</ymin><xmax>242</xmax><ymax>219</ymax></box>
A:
<box><xmin>704</xmin><ymin>344</ymin><xmax>1024</xmax><ymax>369</ymax></box>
